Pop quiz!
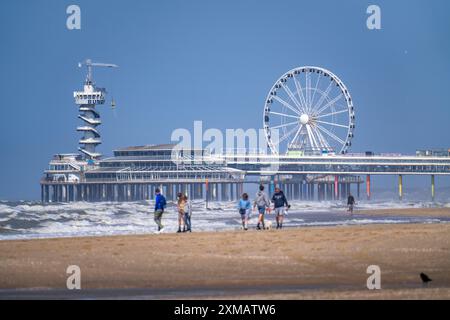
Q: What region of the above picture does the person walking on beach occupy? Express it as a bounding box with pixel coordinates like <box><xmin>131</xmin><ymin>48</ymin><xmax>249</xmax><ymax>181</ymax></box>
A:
<box><xmin>154</xmin><ymin>188</ymin><xmax>167</xmax><ymax>233</ymax></box>
<box><xmin>271</xmin><ymin>187</ymin><xmax>289</xmax><ymax>229</ymax></box>
<box><xmin>176</xmin><ymin>192</ymin><xmax>187</xmax><ymax>233</ymax></box>
<box><xmin>253</xmin><ymin>185</ymin><xmax>271</xmax><ymax>230</ymax></box>
<box><xmin>238</xmin><ymin>193</ymin><xmax>252</xmax><ymax>231</ymax></box>
<box><xmin>347</xmin><ymin>193</ymin><xmax>355</xmax><ymax>215</ymax></box>
<box><xmin>183</xmin><ymin>194</ymin><xmax>192</xmax><ymax>233</ymax></box>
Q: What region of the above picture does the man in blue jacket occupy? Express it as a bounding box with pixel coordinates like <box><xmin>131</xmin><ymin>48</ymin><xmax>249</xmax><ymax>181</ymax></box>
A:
<box><xmin>271</xmin><ymin>187</ymin><xmax>289</xmax><ymax>229</ymax></box>
<box><xmin>154</xmin><ymin>188</ymin><xmax>167</xmax><ymax>233</ymax></box>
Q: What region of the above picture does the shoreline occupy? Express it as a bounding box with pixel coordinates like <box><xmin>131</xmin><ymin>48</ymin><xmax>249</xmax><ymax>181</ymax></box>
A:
<box><xmin>1</xmin><ymin>207</ymin><xmax>449</xmax><ymax>242</ymax></box>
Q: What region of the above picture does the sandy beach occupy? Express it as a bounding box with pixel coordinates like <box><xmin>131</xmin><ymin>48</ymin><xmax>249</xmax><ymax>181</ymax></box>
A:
<box><xmin>0</xmin><ymin>207</ymin><xmax>449</xmax><ymax>299</ymax></box>
<box><xmin>358</xmin><ymin>207</ymin><xmax>450</xmax><ymax>218</ymax></box>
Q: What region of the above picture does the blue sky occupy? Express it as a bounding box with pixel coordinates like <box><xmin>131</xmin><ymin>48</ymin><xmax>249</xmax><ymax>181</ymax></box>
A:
<box><xmin>1</xmin><ymin>0</ymin><xmax>450</xmax><ymax>200</ymax></box>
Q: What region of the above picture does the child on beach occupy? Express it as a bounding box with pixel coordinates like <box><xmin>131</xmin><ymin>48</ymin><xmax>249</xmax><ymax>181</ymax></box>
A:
<box><xmin>238</xmin><ymin>193</ymin><xmax>252</xmax><ymax>231</ymax></box>
<box><xmin>271</xmin><ymin>187</ymin><xmax>289</xmax><ymax>229</ymax></box>
<box><xmin>176</xmin><ymin>193</ymin><xmax>187</xmax><ymax>233</ymax></box>
<box><xmin>183</xmin><ymin>194</ymin><xmax>192</xmax><ymax>232</ymax></box>
<box><xmin>154</xmin><ymin>188</ymin><xmax>167</xmax><ymax>233</ymax></box>
<box><xmin>253</xmin><ymin>185</ymin><xmax>271</xmax><ymax>230</ymax></box>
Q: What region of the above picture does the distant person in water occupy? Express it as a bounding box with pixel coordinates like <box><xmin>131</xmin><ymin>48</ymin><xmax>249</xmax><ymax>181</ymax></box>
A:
<box><xmin>253</xmin><ymin>185</ymin><xmax>271</xmax><ymax>230</ymax></box>
<box><xmin>347</xmin><ymin>193</ymin><xmax>355</xmax><ymax>215</ymax></box>
<box><xmin>154</xmin><ymin>188</ymin><xmax>167</xmax><ymax>233</ymax></box>
<box><xmin>238</xmin><ymin>193</ymin><xmax>252</xmax><ymax>230</ymax></box>
<box><xmin>183</xmin><ymin>194</ymin><xmax>192</xmax><ymax>233</ymax></box>
<box><xmin>176</xmin><ymin>192</ymin><xmax>186</xmax><ymax>233</ymax></box>
<box><xmin>271</xmin><ymin>187</ymin><xmax>289</xmax><ymax>229</ymax></box>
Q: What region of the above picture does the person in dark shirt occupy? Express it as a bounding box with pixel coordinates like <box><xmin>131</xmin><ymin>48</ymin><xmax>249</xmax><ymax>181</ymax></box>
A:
<box><xmin>347</xmin><ymin>194</ymin><xmax>355</xmax><ymax>215</ymax></box>
<box><xmin>271</xmin><ymin>187</ymin><xmax>289</xmax><ymax>229</ymax></box>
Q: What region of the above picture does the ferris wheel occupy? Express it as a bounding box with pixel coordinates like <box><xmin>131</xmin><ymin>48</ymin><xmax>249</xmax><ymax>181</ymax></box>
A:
<box><xmin>263</xmin><ymin>66</ymin><xmax>355</xmax><ymax>155</ymax></box>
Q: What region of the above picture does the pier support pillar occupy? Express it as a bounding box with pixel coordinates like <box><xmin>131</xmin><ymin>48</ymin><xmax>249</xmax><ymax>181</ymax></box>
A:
<box><xmin>431</xmin><ymin>175</ymin><xmax>435</xmax><ymax>202</ymax></box>
<box><xmin>221</xmin><ymin>183</ymin><xmax>227</xmax><ymax>201</ymax></box>
<box><xmin>44</xmin><ymin>185</ymin><xmax>49</xmax><ymax>203</ymax></box>
<box><xmin>205</xmin><ymin>180</ymin><xmax>210</xmax><ymax>204</ymax></box>
<box><xmin>366</xmin><ymin>175</ymin><xmax>371</xmax><ymax>200</ymax></box>
<box><xmin>198</xmin><ymin>183</ymin><xmax>203</xmax><ymax>200</ymax></box>
<box><xmin>211</xmin><ymin>183</ymin><xmax>216</xmax><ymax>201</ymax></box>
<box><xmin>357</xmin><ymin>180</ymin><xmax>360</xmax><ymax>199</ymax></box>
<box><xmin>62</xmin><ymin>185</ymin><xmax>65</xmax><ymax>202</ymax></box>
<box><xmin>308</xmin><ymin>183</ymin><xmax>312</xmax><ymax>200</ymax></box>
<box><xmin>145</xmin><ymin>184</ymin><xmax>149</xmax><ymax>200</ymax></box>
<box><xmin>229</xmin><ymin>183</ymin><xmax>233</xmax><ymax>201</ymax></box>
<box><xmin>293</xmin><ymin>183</ymin><xmax>299</xmax><ymax>200</ymax></box>
<box><xmin>304</xmin><ymin>183</ymin><xmax>308</xmax><ymax>200</ymax></box>
<box><xmin>334</xmin><ymin>176</ymin><xmax>339</xmax><ymax>200</ymax></box>
<box><xmin>398</xmin><ymin>175</ymin><xmax>403</xmax><ymax>201</ymax></box>
<box><xmin>325</xmin><ymin>183</ymin><xmax>330</xmax><ymax>200</ymax></box>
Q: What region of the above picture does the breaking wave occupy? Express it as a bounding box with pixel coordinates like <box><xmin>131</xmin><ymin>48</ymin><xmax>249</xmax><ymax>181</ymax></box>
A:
<box><xmin>0</xmin><ymin>195</ymin><xmax>449</xmax><ymax>240</ymax></box>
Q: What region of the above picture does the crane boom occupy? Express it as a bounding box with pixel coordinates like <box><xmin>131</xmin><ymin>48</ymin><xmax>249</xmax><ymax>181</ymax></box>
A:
<box><xmin>78</xmin><ymin>59</ymin><xmax>118</xmax><ymax>84</ymax></box>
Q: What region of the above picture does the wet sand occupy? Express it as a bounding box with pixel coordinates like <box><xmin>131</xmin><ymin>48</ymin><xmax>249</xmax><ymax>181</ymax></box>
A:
<box><xmin>358</xmin><ymin>207</ymin><xmax>450</xmax><ymax>218</ymax></box>
<box><xmin>0</xmin><ymin>209</ymin><xmax>449</xmax><ymax>299</ymax></box>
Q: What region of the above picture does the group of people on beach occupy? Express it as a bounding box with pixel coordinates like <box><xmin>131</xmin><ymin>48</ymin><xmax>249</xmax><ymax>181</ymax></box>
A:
<box><xmin>237</xmin><ymin>185</ymin><xmax>290</xmax><ymax>231</ymax></box>
<box><xmin>152</xmin><ymin>185</ymin><xmax>297</xmax><ymax>233</ymax></box>
<box><xmin>153</xmin><ymin>185</ymin><xmax>356</xmax><ymax>233</ymax></box>
<box><xmin>153</xmin><ymin>188</ymin><xmax>192</xmax><ymax>234</ymax></box>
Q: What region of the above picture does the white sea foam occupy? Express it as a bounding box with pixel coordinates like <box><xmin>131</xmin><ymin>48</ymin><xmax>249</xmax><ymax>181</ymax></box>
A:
<box><xmin>0</xmin><ymin>197</ymin><xmax>449</xmax><ymax>240</ymax></box>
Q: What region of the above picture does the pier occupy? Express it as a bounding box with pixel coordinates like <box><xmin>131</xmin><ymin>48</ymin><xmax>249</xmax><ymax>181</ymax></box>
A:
<box><xmin>40</xmin><ymin>147</ymin><xmax>450</xmax><ymax>203</ymax></box>
<box><xmin>40</xmin><ymin>63</ymin><xmax>450</xmax><ymax>203</ymax></box>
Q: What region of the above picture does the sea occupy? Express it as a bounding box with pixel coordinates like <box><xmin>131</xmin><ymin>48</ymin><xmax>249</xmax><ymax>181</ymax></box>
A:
<box><xmin>1</xmin><ymin>188</ymin><xmax>450</xmax><ymax>240</ymax></box>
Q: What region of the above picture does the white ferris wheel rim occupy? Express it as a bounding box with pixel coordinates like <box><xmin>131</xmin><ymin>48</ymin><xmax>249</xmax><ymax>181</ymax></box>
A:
<box><xmin>263</xmin><ymin>66</ymin><xmax>355</xmax><ymax>155</ymax></box>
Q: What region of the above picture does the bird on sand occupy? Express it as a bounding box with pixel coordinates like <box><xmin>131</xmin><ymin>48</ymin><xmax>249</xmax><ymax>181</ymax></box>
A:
<box><xmin>420</xmin><ymin>273</ymin><xmax>432</xmax><ymax>286</ymax></box>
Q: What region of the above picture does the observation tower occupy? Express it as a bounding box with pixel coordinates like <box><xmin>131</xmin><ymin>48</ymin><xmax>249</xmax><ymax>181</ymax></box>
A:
<box><xmin>74</xmin><ymin>59</ymin><xmax>118</xmax><ymax>160</ymax></box>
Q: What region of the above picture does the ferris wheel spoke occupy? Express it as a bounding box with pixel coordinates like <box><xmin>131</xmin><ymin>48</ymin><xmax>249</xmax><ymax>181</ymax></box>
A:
<box><xmin>311</xmin><ymin>126</ymin><xmax>322</xmax><ymax>150</ymax></box>
<box><xmin>298</xmin><ymin>137</ymin><xmax>307</xmax><ymax>150</ymax></box>
<box><xmin>315</xmin><ymin>124</ymin><xmax>345</xmax><ymax>145</ymax></box>
<box><xmin>288</xmin><ymin>124</ymin><xmax>304</xmax><ymax>148</ymax></box>
<box><xmin>315</xmin><ymin>109</ymin><xmax>348</xmax><ymax>119</ymax></box>
<box><xmin>269</xmin><ymin>111</ymin><xmax>300</xmax><ymax>120</ymax></box>
<box><xmin>306</xmin><ymin>124</ymin><xmax>320</xmax><ymax>150</ymax></box>
<box><xmin>306</xmin><ymin>72</ymin><xmax>311</xmax><ymax>111</ymax></box>
<box><xmin>310</xmin><ymin>126</ymin><xmax>324</xmax><ymax>150</ymax></box>
<box><xmin>310</xmin><ymin>73</ymin><xmax>322</xmax><ymax>109</ymax></box>
<box><xmin>312</xmin><ymin>81</ymin><xmax>333</xmax><ymax>113</ymax></box>
<box><xmin>311</xmin><ymin>126</ymin><xmax>321</xmax><ymax>150</ymax></box>
<box><xmin>315</xmin><ymin>94</ymin><xmax>344</xmax><ymax>115</ymax></box>
<box><xmin>272</xmin><ymin>95</ymin><xmax>301</xmax><ymax>116</ymax></box>
<box><xmin>274</xmin><ymin>124</ymin><xmax>300</xmax><ymax>145</ymax></box>
<box><xmin>315</xmin><ymin>119</ymin><xmax>349</xmax><ymax>129</ymax></box>
<box><xmin>269</xmin><ymin>120</ymin><xmax>299</xmax><ymax>130</ymax></box>
<box><xmin>305</xmin><ymin>125</ymin><xmax>315</xmax><ymax>150</ymax></box>
<box><xmin>293</xmin><ymin>75</ymin><xmax>308</xmax><ymax>112</ymax></box>
<box><xmin>295</xmin><ymin>134</ymin><xmax>306</xmax><ymax>150</ymax></box>
<box><xmin>280</xmin><ymin>82</ymin><xmax>305</xmax><ymax>113</ymax></box>
<box><xmin>313</xmin><ymin>125</ymin><xmax>332</xmax><ymax>150</ymax></box>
